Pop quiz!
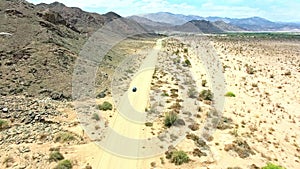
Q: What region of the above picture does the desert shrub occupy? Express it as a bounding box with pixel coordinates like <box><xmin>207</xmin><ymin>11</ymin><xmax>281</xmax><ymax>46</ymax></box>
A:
<box><xmin>188</xmin><ymin>87</ymin><xmax>197</xmax><ymax>98</ymax></box>
<box><xmin>225</xmin><ymin>92</ymin><xmax>236</xmax><ymax>97</ymax></box>
<box><xmin>170</xmin><ymin>150</ymin><xmax>190</xmax><ymax>165</ymax></box>
<box><xmin>164</xmin><ymin>112</ymin><xmax>178</xmax><ymax>127</ymax></box>
<box><xmin>262</xmin><ymin>163</ymin><xmax>285</xmax><ymax>169</ymax></box>
<box><xmin>145</xmin><ymin>122</ymin><xmax>153</xmax><ymax>127</ymax></box>
<box><xmin>161</xmin><ymin>92</ymin><xmax>169</xmax><ymax>97</ymax></box>
<box><xmin>55</xmin><ymin>132</ymin><xmax>76</xmax><ymax>143</ymax></box>
<box><xmin>92</xmin><ymin>113</ymin><xmax>100</xmax><ymax>121</ymax></box>
<box><xmin>199</xmin><ymin>89</ymin><xmax>213</xmax><ymax>101</ymax></box>
<box><xmin>284</xmin><ymin>71</ymin><xmax>291</xmax><ymax>76</ymax></box>
<box><xmin>160</xmin><ymin>157</ymin><xmax>165</xmax><ymax>164</ymax></box>
<box><xmin>3</xmin><ymin>156</ymin><xmax>14</xmax><ymax>167</ymax></box>
<box><xmin>184</xmin><ymin>48</ymin><xmax>188</xmax><ymax>53</ymax></box>
<box><xmin>201</xmin><ymin>80</ymin><xmax>207</xmax><ymax>87</ymax></box>
<box><xmin>246</xmin><ymin>65</ymin><xmax>255</xmax><ymax>74</ymax></box>
<box><xmin>0</xmin><ymin>119</ymin><xmax>8</xmax><ymax>129</ymax></box>
<box><xmin>98</xmin><ymin>101</ymin><xmax>112</xmax><ymax>111</ymax></box>
<box><xmin>49</xmin><ymin>151</ymin><xmax>64</xmax><ymax>162</ymax></box>
<box><xmin>252</xmin><ymin>83</ymin><xmax>258</xmax><ymax>87</ymax></box>
<box><xmin>247</xmin><ymin>67</ymin><xmax>254</xmax><ymax>74</ymax></box>
<box><xmin>54</xmin><ymin>159</ymin><xmax>72</xmax><ymax>169</ymax></box>
<box><xmin>184</xmin><ymin>59</ymin><xmax>191</xmax><ymax>66</ymax></box>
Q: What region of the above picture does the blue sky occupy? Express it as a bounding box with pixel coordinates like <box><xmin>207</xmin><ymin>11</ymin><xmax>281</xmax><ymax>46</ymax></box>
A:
<box><xmin>28</xmin><ymin>0</ymin><xmax>300</xmax><ymax>22</ymax></box>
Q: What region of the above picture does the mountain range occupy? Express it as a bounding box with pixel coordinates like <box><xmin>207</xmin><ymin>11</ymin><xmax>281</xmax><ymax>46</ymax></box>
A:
<box><xmin>129</xmin><ymin>12</ymin><xmax>300</xmax><ymax>32</ymax></box>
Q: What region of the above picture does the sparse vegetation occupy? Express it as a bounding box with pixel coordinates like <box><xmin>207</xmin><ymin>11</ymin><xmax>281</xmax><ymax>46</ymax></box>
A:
<box><xmin>224</xmin><ymin>139</ymin><xmax>255</xmax><ymax>158</ymax></box>
<box><xmin>49</xmin><ymin>151</ymin><xmax>64</xmax><ymax>162</ymax></box>
<box><xmin>164</xmin><ymin>112</ymin><xmax>178</xmax><ymax>127</ymax></box>
<box><xmin>201</xmin><ymin>79</ymin><xmax>207</xmax><ymax>87</ymax></box>
<box><xmin>225</xmin><ymin>92</ymin><xmax>236</xmax><ymax>97</ymax></box>
<box><xmin>54</xmin><ymin>159</ymin><xmax>72</xmax><ymax>169</ymax></box>
<box><xmin>199</xmin><ymin>89</ymin><xmax>213</xmax><ymax>101</ymax></box>
<box><xmin>184</xmin><ymin>59</ymin><xmax>191</xmax><ymax>66</ymax></box>
<box><xmin>55</xmin><ymin>132</ymin><xmax>76</xmax><ymax>143</ymax></box>
<box><xmin>98</xmin><ymin>101</ymin><xmax>113</xmax><ymax>111</ymax></box>
<box><xmin>246</xmin><ymin>64</ymin><xmax>255</xmax><ymax>74</ymax></box>
<box><xmin>145</xmin><ymin>122</ymin><xmax>153</xmax><ymax>127</ymax></box>
<box><xmin>188</xmin><ymin>87</ymin><xmax>197</xmax><ymax>98</ymax></box>
<box><xmin>92</xmin><ymin>113</ymin><xmax>100</xmax><ymax>121</ymax></box>
<box><xmin>252</xmin><ymin>83</ymin><xmax>258</xmax><ymax>87</ymax></box>
<box><xmin>0</xmin><ymin>119</ymin><xmax>8</xmax><ymax>129</ymax></box>
<box><xmin>161</xmin><ymin>92</ymin><xmax>169</xmax><ymax>97</ymax></box>
<box><xmin>2</xmin><ymin>156</ymin><xmax>14</xmax><ymax>167</ymax></box>
<box><xmin>284</xmin><ymin>71</ymin><xmax>291</xmax><ymax>76</ymax></box>
<box><xmin>170</xmin><ymin>150</ymin><xmax>190</xmax><ymax>165</ymax></box>
<box><xmin>160</xmin><ymin>157</ymin><xmax>165</xmax><ymax>164</ymax></box>
<box><xmin>262</xmin><ymin>163</ymin><xmax>285</xmax><ymax>169</ymax></box>
<box><xmin>184</xmin><ymin>48</ymin><xmax>188</xmax><ymax>53</ymax></box>
<box><xmin>229</xmin><ymin>129</ymin><xmax>239</xmax><ymax>137</ymax></box>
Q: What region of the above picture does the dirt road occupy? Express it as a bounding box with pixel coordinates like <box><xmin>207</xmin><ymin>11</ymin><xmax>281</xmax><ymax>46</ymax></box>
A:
<box><xmin>91</xmin><ymin>39</ymin><xmax>163</xmax><ymax>169</ymax></box>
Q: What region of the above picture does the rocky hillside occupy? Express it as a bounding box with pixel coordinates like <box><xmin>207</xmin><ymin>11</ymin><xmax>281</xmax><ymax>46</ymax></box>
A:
<box><xmin>36</xmin><ymin>2</ymin><xmax>121</xmax><ymax>35</ymax></box>
<box><xmin>0</xmin><ymin>0</ymin><xmax>124</xmax><ymax>100</ymax></box>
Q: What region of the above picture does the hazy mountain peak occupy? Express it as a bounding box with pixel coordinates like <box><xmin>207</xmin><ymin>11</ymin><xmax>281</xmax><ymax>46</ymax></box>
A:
<box><xmin>103</xmin><ymin>11</ymin><xmax>122</xmax><ymax>18</ymax></box>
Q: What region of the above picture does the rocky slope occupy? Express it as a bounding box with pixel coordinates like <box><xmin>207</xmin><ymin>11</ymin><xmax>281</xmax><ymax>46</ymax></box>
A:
<box><xmin>0</xmin><ymin>0</ymin><xmax>125</xmax><ymax>100</ymax></box>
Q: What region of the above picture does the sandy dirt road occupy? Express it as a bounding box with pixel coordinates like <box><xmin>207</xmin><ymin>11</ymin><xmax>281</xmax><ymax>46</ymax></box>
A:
<box><xmin>89</xmin><ymin>39</ymin><xmax>163</xmax><ymax>169</ymax></box>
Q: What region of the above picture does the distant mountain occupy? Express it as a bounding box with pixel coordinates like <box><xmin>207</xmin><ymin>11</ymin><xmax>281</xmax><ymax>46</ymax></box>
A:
<box><xmin>128</xmin><ymin>15</ymin><xmax>172</xmax><ymax>31</ymax></box>
<box><xmin>140</xmin><ymin>12</ymin><xmax>203</xmax><ymax>25</ymax></box>
<box><xmin>128</xmin><ymin>15</ymin><xmax>244</xmax><ymax>33</ymax></box>
<box><xmin>212</xmin><ymin>21</ymin><xmax>244</xmax><ymax>32</ymax></box>
<box><xmin>138</xmin><ymin>12</ymin><xmax>300</xmax><ymax>31</ymax></box>
<box><xmin>174</xmin><ymin>20</ymin><xmax>223</xmax><ymax>33</ymax></box>
<box><xmin>174</xmin><ymin>20</ymin><xmax>243</xmax><ymax>33</ymax></box>
<box><xmin>228</xmin><ymin>17</ymin><xmax>277</xmax><ymax>31</ymax></box>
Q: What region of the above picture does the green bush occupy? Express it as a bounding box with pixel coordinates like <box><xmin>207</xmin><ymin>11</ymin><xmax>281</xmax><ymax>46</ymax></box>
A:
<box><xmin>170</xmin><ymin>150</ymin><xmax>190</xmax><ymax>165</ymax></box>
<box><xmin>0</xmin><ymin>119</ymin><xmax>8</xmax><ymax>129</ymax></box>
<box><xmin>49</xmin><ymin>151</ymin><xmax>64</xmax><ymax>162</ymax></box>
<box><xmin>54</xmin><ymin>159</ymin><xmax>72</xmax><ymax>169</ymax></box>
<box><xmin>164</xmin><ymin>112</ymin><xmax>178</xmax><ymax>127</ymax></box>
<box><xmin>262</xmin><ymin>163</ymin><xmax>285</xmax><ymax>169</ymax></box>
<box><xmin>55</xmin><ymin>132</ymin><xmax>76</xmax><ymax>143</ymax></box>
<box><xmin>184</xmin><ymin>59</ymin><xmax>191</xmax><ymax>66</ymax></box>
<box><xmin>161</xmin><ymin>92</ymin><xmax>169</xmax><ymax>97</ymax></box>
<box><xmin>98</xmin><ymin>101</ymin><xmax>112</xmax><ymax>111</ymax></box>
<box><xmin>92</xmin><ymin>113</ymin><xmax>100</xmax><ymax>121</ymax></box>
<box><xmin>225</xmin><ymin>92</ymin><xmax>236</xmax><ymax>97</ymax></box>
<box><xmin>184</xmin><ymin>48</ymin><xmax>188</xmax><ymax>53</ymax></box>
<box><xmin>199</xmin><ymin>89</ymin><xmax>213</xmax><ymax>101</ymax></box>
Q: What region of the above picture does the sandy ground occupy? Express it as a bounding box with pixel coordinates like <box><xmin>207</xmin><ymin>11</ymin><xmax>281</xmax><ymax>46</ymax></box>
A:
<box><xmin>2</xmin><ymin>36</ymin><xmax>299</xmax><ymax>169</ymax></box>
<box><xmin>83</xmin><ymin>36</ymin><xmax>300</xmax><ymax>169</ymax></box>
<box><xmin>80</xmin><ymin>39</ymin><xmax>163</xmax><ymax>169</ymax></box>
